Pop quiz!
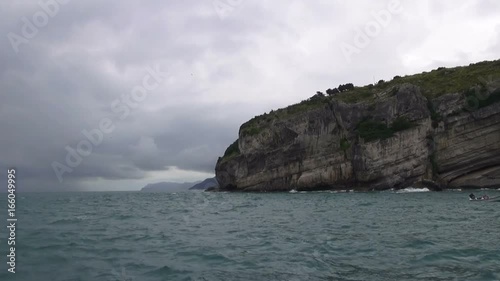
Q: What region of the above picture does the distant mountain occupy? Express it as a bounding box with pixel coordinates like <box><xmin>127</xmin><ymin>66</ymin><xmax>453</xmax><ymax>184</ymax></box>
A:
<box><xmin>189</xmin><ymin>177</ymin><xmax>219</xmax><ymax>190</ymax></box>
<box><xmin>140</xmin><ymin>181</ymin><xmax>199</xmax><ymax>192</ymax></box>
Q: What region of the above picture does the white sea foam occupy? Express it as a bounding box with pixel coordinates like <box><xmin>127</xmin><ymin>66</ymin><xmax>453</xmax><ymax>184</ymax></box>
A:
<box><xmin>289</xmin><ymin>189</ymin><xmax>298</xmax><ymax>193</ymax></box>
<box><xmin>396</xmin><ymin>187</ymin><xmax>430</xmax><ymax>193</ymax></box>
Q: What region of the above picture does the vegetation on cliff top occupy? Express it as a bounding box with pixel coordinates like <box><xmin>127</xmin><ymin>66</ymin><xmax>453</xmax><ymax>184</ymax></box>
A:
<box><xmin>221</xmin><ymin>139</ymin><xmax>240</xmax><ymax>161</ymax></box>
<box><xmin>240</xmin><ymin>93</ymin><xmax>330</xmax><ymax>137</ymax></box>
<box><xmin>224</xmin><ymin>59</ymin><xmax>500</xmax><ymax>155</ymax></box>
<box><xmin>240</xmin><ymin>59</ymin><xmax>500</xmax><ymax>137</ymax></box>
<box><xmin>335</xmin><ymin>59</ymin><xmax>500</xmax><ymax>103</ymax></box>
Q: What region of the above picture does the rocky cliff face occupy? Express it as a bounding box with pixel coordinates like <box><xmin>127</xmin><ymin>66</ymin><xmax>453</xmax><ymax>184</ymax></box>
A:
<box><xmin>216</xmin><ymin>82</ymin><xmax>500</xmax><ymax>192</ymax></box>
<box><xmin>432</xmin><ymin>92</ymin><xmax>500</xmax><ymax>188</ymax></box>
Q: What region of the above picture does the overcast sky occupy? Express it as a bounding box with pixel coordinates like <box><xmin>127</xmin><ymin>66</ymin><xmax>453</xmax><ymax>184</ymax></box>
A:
<box><xmin>1</xmin><ymin>0</ymin><xmax>499</xmax><ymax>192</ymax></box>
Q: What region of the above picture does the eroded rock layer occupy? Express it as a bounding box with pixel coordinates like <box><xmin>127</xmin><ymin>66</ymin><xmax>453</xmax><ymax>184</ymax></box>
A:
<box><xmin>216</xmin><ymin>83</ymin><xmax>500</xmax><ymax>191</ymax></box>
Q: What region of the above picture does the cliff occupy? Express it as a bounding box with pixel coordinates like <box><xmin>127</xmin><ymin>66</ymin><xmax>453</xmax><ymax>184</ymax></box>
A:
<box><xmin>215</xmin><ymin>60</ymin><xmax>500</xmax><ymax>192</ymax></box>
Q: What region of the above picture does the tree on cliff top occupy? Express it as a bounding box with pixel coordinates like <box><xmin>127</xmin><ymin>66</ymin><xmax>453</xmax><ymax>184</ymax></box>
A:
<box><xmin>338</xmin><ymin>83</ymin><xmax>355</xmax><ymax>92</ymax></box>
<box><xmin>326</xmin><ymin>88</ymin><xmax>340</xmax><ymax>96</ymax></box>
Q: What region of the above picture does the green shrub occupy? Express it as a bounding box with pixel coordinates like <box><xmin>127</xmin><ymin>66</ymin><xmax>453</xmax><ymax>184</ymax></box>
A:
<box><xmin>427</xmin><ymin>99</ymin><xmax>442</xmax><ymax>122</ymax></box>
<box><xmin>335</xmin><ymin>86</ymin><xmax>374</xmax><ymax>103</ymax></box>
<box><xmin>340</xmin><ymin>138</ymin><xmax>351</xmax><ymax>151</ymax></box>
<box><xmin>241</xmin><ymin>126</ymin><xmax>261</xmax><ymax>137</ymax></box>
<box><xmin>222</xmin><ymin>139</ymin><xmax>240</xmax><ymax>159</ymax></box>
<box><xmin>357</xmin><ymin>117</ymin><xmax>416</xmax><ymax>142</ymax></box>
<box><xmin>356</xmin><ymin>120</ymin><xmax>393</xmax><ymax>142</ymax></box>
<box><xmin>391</xmin><ymin>117</ymin><xmax>414</xmax><ymax>132</ymax></box>
<box><xmin>464</xmin><ymin>87</ymin><xmax>500</xmax><ymax>110</ymax></box>
<box><xmin>278</xmin><ymin>95</ymin><xmax>329</xmax><ymax>117</ymax></box>
<box><xmin>481</xmin><ymin>89</ymin><xmax>500</xmax><ymax>107</ymax></box>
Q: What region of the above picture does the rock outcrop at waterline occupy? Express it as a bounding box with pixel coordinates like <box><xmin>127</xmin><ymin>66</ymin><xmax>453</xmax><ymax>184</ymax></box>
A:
<box><xmin>215</xmin><ymin>61</ymin><xmax>500</xmax><ymax>192</ymax></box>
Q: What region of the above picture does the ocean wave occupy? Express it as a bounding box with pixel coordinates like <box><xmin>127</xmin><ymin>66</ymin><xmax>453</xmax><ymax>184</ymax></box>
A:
<box><xmin>290</xmin><ymin>190</ymin><xmax>358</xmax><ymax>194</ymax></box>
<box><xmin>49</xmin><ymin>216</ymin><xmax>89</xmax><ymax>225</ymax></box>
<box><xmin>16</xmin><ymin>190</ymin><xmax>500</xmax><ymax>281</ymax></box>
<box><xmin>396</xmin><ymin>187</ymin><xmax>430</xmax><ymax>193</ymax></box>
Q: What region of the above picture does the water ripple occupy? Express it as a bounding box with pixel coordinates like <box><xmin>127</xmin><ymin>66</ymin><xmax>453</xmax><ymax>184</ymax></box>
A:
<box><xmin>0</xmin><ymin>190</ymin><xmax>499</xmax><ymax>281</ymax></box>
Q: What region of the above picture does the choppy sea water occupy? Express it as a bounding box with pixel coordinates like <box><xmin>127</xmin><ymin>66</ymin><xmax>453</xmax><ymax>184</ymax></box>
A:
<box><xmin>1</xmin><ymin>190</ymin><xmax>499</xmax><ymax>281</ymax></box>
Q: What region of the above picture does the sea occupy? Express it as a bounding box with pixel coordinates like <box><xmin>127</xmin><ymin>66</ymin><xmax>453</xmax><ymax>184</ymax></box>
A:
<box><xmin>1</xmin><ymin>189</ymin><xmax>499</xmax><ymax>281</ymax></box>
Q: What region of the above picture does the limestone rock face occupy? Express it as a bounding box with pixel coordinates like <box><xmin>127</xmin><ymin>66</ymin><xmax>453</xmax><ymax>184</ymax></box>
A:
<box><xmin>216</xmin><ymin>84</ymin><xmax>500</xmax><ymax>191</ymax></box>
<box><xmin>433</xmin><ymin>98</ymin><xmax>500</xmax><ymax>188</ymax></box>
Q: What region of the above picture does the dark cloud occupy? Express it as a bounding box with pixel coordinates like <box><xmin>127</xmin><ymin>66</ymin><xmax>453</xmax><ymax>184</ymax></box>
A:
<box><xmin>1</xmin><ymin>0</ymin><xmax>500</xmax><ymax>191</ymax></box>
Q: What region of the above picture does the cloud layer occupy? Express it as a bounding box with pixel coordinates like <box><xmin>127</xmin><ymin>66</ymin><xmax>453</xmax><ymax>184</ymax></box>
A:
<box><xmin>1</xmin><ymin>0</ymin><xmax>500</xmax><ymax>191</ymax></box>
